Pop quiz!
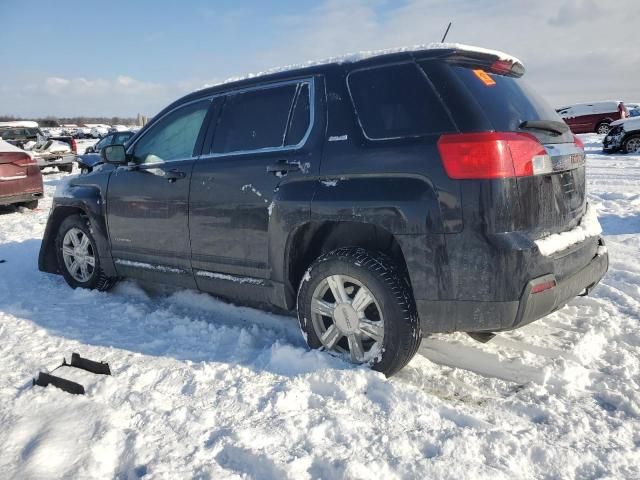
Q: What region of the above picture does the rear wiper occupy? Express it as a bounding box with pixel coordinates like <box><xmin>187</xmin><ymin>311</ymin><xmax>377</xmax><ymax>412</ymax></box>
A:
<box><xmin>519</xmin><ymin>120</ymin><xmax>569</xmax><ymax>136</ymax></box>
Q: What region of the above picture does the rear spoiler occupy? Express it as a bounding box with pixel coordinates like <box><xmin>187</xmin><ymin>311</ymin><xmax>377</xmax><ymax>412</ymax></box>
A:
<box><xmin>420</xmin><ymin>48</ymin><xmax>526</xmax><ymax>78</ymax></box>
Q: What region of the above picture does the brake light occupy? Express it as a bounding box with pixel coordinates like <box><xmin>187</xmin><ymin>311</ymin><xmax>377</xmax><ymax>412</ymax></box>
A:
<box><xmin>490</xmin><ymin>60</ymin><xmax>513</xmax><ymax>75</ymax></box>
<box><xmin>573</xmin><ymin>134</ymin><xmax>584</xmax><ymax>150</ymax></box>
<box><xmin>437</xmin><ymin>132</ymin><xmax>549</xmax><ymax>179</ymax></box>
<box><xmin>71</xmin><ymin>138</ymin><xmax>78</xmax><ymax>153</ymax></box>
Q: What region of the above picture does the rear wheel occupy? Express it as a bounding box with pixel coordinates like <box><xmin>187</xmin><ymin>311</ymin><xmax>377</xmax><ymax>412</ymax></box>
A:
<box><xmin>297</xmin><ymin>247</ymin><xmax>421</xmax><ymax>377</ymax></box>
<box><xmin>55</xmin><ymin>215</ymin><xmax>117</xmax><ymax>291</ymax></box>
<box><xmin>624</xmin><ymin>135</ymin><xmax>640</xmax><ymax>154</ymax></box>
<box><xmin>59</xmin><ymin>164</ymin><xmax>73</xmax><ymax>173</ymax></box>
<box><xmin>596</xmin><ymin>122</ymin><xmax>611</xmax><ymax>135</ymax></box>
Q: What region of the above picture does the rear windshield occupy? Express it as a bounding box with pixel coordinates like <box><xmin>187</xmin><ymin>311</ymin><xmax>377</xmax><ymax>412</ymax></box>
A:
<box><xmin>421</xmin><ymin>62</ymin><xmax>563</xmax><ymax>133</ymax></box>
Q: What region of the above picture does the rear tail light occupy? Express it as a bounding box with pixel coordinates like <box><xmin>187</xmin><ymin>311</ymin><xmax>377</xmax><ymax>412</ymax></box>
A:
<box><xmin>573</xmin><ymin>134</ymin><xmax>584</xmax><ymax>150</ymax></box>
<box><xmin>437</xmin><ymin>132</ymin><xmax>550</xmax><ymax>179</ymax></box>
<box><xmin>71</xmin><ymin>138</ymin><xmax>78</xmax><ymax>153</ymax></box>
<box><xmin>0</xmin><ymin>152</ymin><xmax>37</xmax><ymax>167</ymax></box>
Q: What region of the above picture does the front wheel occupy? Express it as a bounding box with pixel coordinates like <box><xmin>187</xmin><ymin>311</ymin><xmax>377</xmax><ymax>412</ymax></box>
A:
<box><xmin>55</xmin><ymin>214</ymin><xmax>117</xmax><ymax>291</ymax></box>
<box><xmin>297</xmin><ymin>247</ymin><xmax>421</xmax><ymax>377</ymax></box>
<box><xmin>624</xmin><ymin>135</ymin><xmax>640</xmax><ymax>154</ymax></box>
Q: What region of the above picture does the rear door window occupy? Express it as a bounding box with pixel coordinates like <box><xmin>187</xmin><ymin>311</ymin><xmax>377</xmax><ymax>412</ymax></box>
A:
<box><xmin>348</xmin><ymin>62</ymin><xmax>454</xmax><ymax>140</ymax></box>
<box><xmin>284</xmin><ymin>83</ymin><xmax>311</xmax><ymax>146</ymax></box>
<box><xmin>211</xmin><ymin>83</ymin><xmax>300</xmax><ymax>154</ymax></box>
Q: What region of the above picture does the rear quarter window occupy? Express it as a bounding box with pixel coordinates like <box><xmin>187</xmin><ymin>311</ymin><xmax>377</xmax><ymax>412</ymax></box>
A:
<box><xmin>347</xmin><ymin>62</ymin><xmax>454</xmax><ymax>140</ymax></box>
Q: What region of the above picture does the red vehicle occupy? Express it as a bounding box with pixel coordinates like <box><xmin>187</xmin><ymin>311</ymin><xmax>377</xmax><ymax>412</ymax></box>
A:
<box><xmin>0</xmin><ymin>140</ymin><xmax>43</xmax><ymax>209</ymax></box>
<box><xmin>556</xmin><ymin>101</ymin><xmax>628</xmax><ymax>135</ymax></box>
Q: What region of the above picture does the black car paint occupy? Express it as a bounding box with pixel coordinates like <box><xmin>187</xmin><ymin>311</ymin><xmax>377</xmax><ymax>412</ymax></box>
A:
<box><xmin>603</xmin><ymin>124</ymin><xmax>639</xmax><ymax>153</ymax></box>
<box><xmin>39</xmin><ymin>48</ymin><xmax>608</xmax><ymax>334</ymax></box>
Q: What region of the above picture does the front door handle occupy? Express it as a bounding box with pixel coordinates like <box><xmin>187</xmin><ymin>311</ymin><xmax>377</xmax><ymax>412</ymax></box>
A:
<box><xmin>165</xmin><ymin>169</ymin><xmax>186</xmax><ymax>182</ymax></box>
<box><xmin>266</xmin><ymin>161</ymin><xmax>300</xmax><ymax>176</ymax></box>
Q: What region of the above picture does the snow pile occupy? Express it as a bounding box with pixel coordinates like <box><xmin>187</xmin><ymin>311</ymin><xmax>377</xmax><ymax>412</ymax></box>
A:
<box><xmin>0</xmin><ymin>134</ymin><xmax>639</xmax><ymax>478</ymax></box>
<box><xmin>535</xmin><ymin>203</ymin><xmax>602</xmax><ymax>256</ymax></box>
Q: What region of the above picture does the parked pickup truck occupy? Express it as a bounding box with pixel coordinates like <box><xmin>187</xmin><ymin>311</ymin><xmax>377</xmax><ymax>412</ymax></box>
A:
<box><xmin>0</xmin><ymin>124</ymin><xmax>77</xmax><ymax>173</ymax></box>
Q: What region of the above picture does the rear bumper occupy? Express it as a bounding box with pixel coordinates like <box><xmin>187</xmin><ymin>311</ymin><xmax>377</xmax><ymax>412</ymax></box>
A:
<box><xmin>417</xmin><ymin>237</ymin><xmax>609</xmax><ymax>334</ymax></box>
<box><xmin>0</xmin><ymin>190</ymin><xmax>43</xmax><ymax>206</ymax></box>
<box><xmin>35</xmin><ymin>154</ymin><xmax>75</xmax><ymax>168</ymax></box>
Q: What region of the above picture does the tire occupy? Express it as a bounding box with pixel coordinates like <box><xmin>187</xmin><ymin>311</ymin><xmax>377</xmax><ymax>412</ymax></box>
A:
<box><xmin>59</xmin><ymin>164</ymin><xmax>73</xmax><ymax>173</ymax></box>
<box><xmin>623</xmin><ymin>135</ymin><xmax>640</xmax><ymax>154</ymax></box>
<box><xmin>596</xmin><ymin>122</ymin><xmax>611</xmax><ymax>135</ymax></box>
<box><xmin>54</xmin><ymin>214</ymin><xmax>117</xmax><ymax>291</ymax></box>
<box><xmin>20</xmin><ymin>200</ymin><xmax>38</xmax><ymax>210</ymax></box>
<box><xmin>297</xmin><ymin>247</ymin><xmax>421</xmax><ymax>377</ymax></box>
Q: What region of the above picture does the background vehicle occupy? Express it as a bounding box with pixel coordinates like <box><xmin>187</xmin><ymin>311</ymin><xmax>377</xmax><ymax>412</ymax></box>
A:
<box><xmin>0</xmin><ymin>139</ymin><xmax>43</xmax><ymax>209</ymax></box>
<box><xmin>603</xmin><ymin>116</ymin><xmax>640</xmax><ymax>153</ymax></box>
<box><xmin>90</xmin><ymin>125</ymin><xmax>110</xmax><ymax>138</ymax></box>
<box><xmin>77</xmin><ymin>130</ymin><xmax>135</xmax><ymax>173</ymax></box>
<box><xmin>557</xmin><ymin>101</ymin><xmax>627</xmax><ymax>134</ymax></box>
<box><xmin>0</xmin><ymin>124</ymin><xmax>43</xmax><ymax>149</ymax></box>
<box><xmin>39</xmin><ymin>44</ymin><xmax>608</xmax><ymax>376</ymax></box>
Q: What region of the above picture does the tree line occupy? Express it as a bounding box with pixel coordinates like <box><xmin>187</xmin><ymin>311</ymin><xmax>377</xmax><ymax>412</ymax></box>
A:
<box><xmin>0</xmin><ymin>115</ymin><xmax>139</xmax><ymax>127</ymax></box>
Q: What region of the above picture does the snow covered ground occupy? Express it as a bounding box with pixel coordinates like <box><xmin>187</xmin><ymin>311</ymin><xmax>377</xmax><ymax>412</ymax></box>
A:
<box><xmin>0</xmin><ymin>135</ymin><xmax>638</xmax><ymax>479</ymax></box>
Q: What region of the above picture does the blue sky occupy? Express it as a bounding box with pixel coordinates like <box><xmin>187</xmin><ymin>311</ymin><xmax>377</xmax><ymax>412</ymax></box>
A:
<box><xmin>1</xmin><ymin>0</ymin><xmax>638</xmax><ymax>117</ymax></box>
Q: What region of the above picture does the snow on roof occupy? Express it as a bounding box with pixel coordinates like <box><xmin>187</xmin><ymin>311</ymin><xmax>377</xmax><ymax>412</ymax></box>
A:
<box><xmin>202</xmin><ymin>43</ymin><xmax>523</xmax><ymax>91</ymax></box>
<box><xmin>0</xmin><ymin>121</ymin><xmax>39</xmax><ymax>129</ymax></box>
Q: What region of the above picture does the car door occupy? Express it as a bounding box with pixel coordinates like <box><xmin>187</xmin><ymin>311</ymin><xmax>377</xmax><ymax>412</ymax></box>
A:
<box><xmin>106</xmin><ymin>98</ymin><xmax>211</xmax><ymax>287</ymax></box>
<box><xmin>189</xmin><ymin>78</ymin><xmax>322</xmax><ymax>296</ymax></box>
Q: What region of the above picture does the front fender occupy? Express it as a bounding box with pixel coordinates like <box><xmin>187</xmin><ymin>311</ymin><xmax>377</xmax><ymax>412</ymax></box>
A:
<box><xmin>38</xmin><ymin>173</ymin><xmax>116</xmax><ymax>276</ymax></box>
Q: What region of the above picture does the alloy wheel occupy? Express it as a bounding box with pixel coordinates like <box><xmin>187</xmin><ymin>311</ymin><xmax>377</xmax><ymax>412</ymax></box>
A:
<box><xmin>61</xmin><ymin>227</ymin><xmax>96</xmax><ymax>283</ymax></box>
<box><xmin>310</xmin><ymin>274</ymin><xmax>384</xmax><ymax>363</ymax></box>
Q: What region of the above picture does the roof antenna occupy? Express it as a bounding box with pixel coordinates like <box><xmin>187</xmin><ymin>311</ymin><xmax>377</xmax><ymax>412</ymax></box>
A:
<box><xmin>441</xmin><ymin>22</ymin><xmax>452</xmax><ymax>43</ymax></box>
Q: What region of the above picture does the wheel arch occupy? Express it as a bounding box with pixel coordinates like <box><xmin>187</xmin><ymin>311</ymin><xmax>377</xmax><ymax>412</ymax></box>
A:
<box><xmin>38</xmin><ymin>199</ymin><xmax>115</xmax><ymax>276</ymax></box>
<box><xmin>282</xmin><ymin>220</ymin><xmax>410</xmax><ymax>309</ymax></box>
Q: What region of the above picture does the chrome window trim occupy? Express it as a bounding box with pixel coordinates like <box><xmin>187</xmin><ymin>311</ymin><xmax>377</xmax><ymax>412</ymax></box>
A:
<box><xmin>202</xmin><ymin>77</ymin><xmax>315</xmax><ymax>159</ymax></box>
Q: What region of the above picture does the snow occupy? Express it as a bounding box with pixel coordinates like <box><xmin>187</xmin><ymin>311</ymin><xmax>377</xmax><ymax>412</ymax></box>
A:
<box><xmin>0</xmin><ymin>134</ymin><xmax>639</xmax><ymax>478</ymax></box>
<box><xmin>611</xmin><ymin>116</ymin><xmax>640</xmax><ymax>131</ymax></box>
<box><xmin>0</xmin><ymin>138</ymin><xmax>27</xmax><ymax>153</ymax></box>
<box><xmin>195</xmin><ymin>270</ymin><xmax>264</xmax><ymax>286</ymax></box>
<box><xmin>535</xmin><ymin>203</ymin><xmax>602</xmax><ymax>256</ymax></box>
<box><xmin>203</xmin><ymin>43</ymin><xmax>522</xmax><ymax>91</ymax></box>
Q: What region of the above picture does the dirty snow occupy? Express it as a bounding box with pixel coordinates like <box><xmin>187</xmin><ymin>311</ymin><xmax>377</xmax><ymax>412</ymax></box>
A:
<box><xmin>0</xmin><ymin>135</ymin><xmax>639</xmax><ymax>479</ymax></box>
<box><xmin>535</xmin><ymin>203</ymin><xmax>602</xmax><ymax>256</ymax></box>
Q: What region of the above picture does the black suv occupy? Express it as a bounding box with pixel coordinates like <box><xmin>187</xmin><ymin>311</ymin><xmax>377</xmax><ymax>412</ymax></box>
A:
<box><xmin>38</xmin><ymin>45</ymin><xmax>608</xmax><ymax>376</ymax></box>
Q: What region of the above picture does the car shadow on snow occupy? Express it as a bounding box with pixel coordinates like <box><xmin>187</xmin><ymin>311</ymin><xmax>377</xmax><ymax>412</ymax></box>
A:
<box><xmin>0</xmin><ymin>239</ymin><xmax>353</xmax><ymax>378</ymax></box>
<box><xmin>599</xmin><ymin>213</ymin><xmax>640</xmax><ymax>235</ymax></box>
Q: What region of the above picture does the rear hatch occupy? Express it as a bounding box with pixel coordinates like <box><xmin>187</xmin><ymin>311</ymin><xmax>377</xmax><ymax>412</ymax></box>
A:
<box><xmin>421</xmin><ymin>59</ymin><xmax>585</xmax><ymax>237</ymax></box>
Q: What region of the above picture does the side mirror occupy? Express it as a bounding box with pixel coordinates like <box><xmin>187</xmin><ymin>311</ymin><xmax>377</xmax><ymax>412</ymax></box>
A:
<box><xmin>102</xmin><ymin>144</ymin><xmax>127</xmax><ymax>164</ymax></box>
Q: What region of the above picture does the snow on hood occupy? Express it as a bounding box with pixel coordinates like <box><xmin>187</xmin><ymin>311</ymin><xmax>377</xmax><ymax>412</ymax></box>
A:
<box><xmin>611</xmin><ymin>116</ymin><xmax>640</xmax><ymax>131</ymax></box>
<box><xmin>201</xmin><ymin>43</ymin><xmax>522</xmax><ymax>90</ymax></box>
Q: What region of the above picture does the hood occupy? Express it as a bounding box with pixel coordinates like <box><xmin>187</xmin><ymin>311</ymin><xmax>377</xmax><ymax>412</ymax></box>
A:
<box><xmin>610</xmin><ymin>116</ymin><xmax>640</xmax><ymax>130</ymax></box>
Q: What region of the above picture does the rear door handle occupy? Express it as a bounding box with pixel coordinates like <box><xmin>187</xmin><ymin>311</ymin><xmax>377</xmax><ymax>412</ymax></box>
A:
<box><xmin>266</xmin><ymin>161</ymin><xmax>300</xmax><ymax>176</ymax></box>
<box><xmin>165</xmin><ymin>169</ymin><xmax>186</xmax><ymax>182</ymax></box>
